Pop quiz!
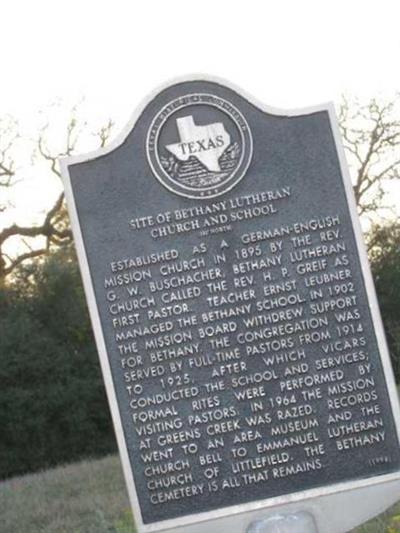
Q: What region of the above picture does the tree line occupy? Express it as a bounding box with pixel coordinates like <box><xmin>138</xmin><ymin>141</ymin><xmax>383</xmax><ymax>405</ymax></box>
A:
<box><xmin>0</xmin><ymin>97</ymin><xmax>399</xmax><ymax>479</ymax></box>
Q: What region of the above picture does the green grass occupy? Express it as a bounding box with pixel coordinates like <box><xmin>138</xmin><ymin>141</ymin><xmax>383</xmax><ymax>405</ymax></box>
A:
<box><xmin>0</xmin><ymin>455</ymin><xmax>135</xmax><ymax>533</ymax></box>
<box><xmin>0</xmin><ymin>454</ymin><xmax>399</xmax><ymax>533</ymax></box>
<box><xmin>356</xmin><ymin>502</ymin><xmax>400</xmax><ymax>533</ymax></box>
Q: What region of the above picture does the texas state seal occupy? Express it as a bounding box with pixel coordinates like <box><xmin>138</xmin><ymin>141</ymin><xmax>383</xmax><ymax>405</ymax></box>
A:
<box><xmin>146</xmin><ymin>93</ymin><xmax>253</xmax><ymax>199</ymax></box>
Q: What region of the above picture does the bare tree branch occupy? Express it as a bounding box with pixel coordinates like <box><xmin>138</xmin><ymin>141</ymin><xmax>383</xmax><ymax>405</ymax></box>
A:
<box><xmin>340</xmin><ymin>95</ymin><xmax>400</xmax><ymax>217</ymax></box>
<box><xmin>0</xmin><ymin>117</ymin><xmax>19</xmax><ymax>213</ymax></box>
<box><xmin>3</xmin><ymin>248</ymin><xmax>48</xmax><ymax>276</ymax></box>
<box><xmin>0</xmin><ymin>109</ymin><xmax>114</xmax><ymax>280</ymax></box>
<box><xmin>95</xmin><ymin>119</ymin><xmax>114</xmax><ymax>148</ymax></box>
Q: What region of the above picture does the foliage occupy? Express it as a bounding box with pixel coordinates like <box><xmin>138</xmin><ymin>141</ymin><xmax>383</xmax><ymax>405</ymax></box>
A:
<box><xmin>368</xmin><ymin>222</ymin><xmax>400</xmax><ymax>380</ymax></box>
<box><xmin>0</xmin><ymin>247</ymin><xmax>116</xmax><ymax>479</ymax></box>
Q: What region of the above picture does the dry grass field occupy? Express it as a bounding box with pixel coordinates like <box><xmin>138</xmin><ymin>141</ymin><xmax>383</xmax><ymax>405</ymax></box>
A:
<box><xmin>0</xmin><ymin>454</ymin><xmax>399</xmax><ymax>533</ymax></box>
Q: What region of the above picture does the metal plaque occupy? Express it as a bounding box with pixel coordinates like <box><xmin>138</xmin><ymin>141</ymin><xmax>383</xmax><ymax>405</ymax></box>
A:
<box><xmin>61</xmin><ymin>77</ymin><xmax>400</xmax><ymax>533</ymax></box>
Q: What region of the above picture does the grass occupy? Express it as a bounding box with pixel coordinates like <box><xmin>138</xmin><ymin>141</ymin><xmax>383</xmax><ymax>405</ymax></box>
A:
<box><xmin>0</xmin><ymin>455</ymin><xmax>135</xmax><ymax>533</ymax></box>
<box><xmin>0</xmin><ymin>454</ymin><xmax>399</xmax><ymax>533</ymax></box>
<box><xmin>356</xmin><ymin>502</ymin><xmax>400</xmax><ymax>533</ymax></box>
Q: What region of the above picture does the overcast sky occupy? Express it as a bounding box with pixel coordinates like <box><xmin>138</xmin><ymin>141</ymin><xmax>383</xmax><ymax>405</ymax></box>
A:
<box><xmin>1</xmin><ymin>0</ymin><xmax>400</xmax><ymax>253</ymax></box>
<box><xmin>2</xmin><ymin>1</ymin><xmax>400</xmax><ymax>117</ymax></box>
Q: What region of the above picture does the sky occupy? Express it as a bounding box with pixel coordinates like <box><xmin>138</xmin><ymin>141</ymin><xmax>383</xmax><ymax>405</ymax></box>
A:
<box><xmin>1</xmin><ymin>1</ymin><xmax>400</xmax><ymax>115</ymax></box>
<box><xmin>1</xmin><ymin>0</ymin><xmax>400</xmax><ymax>255</ymax></box>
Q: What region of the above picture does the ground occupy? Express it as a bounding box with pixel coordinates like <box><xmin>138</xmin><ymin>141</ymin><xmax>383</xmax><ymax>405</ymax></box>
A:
<box><xmin>0</xmin><ymin>454</ymin><xmax>399</xmax><ymax>533</ymax></box>
<box><xmin>0</xmin><ymin>455</ymin><xmax>133</xmax><ymax>533</ymax></box>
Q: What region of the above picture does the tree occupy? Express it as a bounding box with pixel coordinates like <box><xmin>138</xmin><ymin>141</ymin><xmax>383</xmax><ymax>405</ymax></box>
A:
<box><xmin>339</xmin><ymin>95</ymin><xmax>400</xmax><ymax>222</ymax></box>
<box><xmin>0</xmin><ymin>117</ymin><xmax>18</xmax><ymax>213</ymax></box>
<box><xmin>368</xmin><ymin>222</ymin><xmax>400</xmax><ymax>379</ymax></box>
<box><xmin>0</xmin><ymin>247</ymin><xmax>116</xmax><ymax>478</ymax></box>
<box><xmin>0</xmin><ymin>108</ymin><xmax>113</xmax><ymax>281</ymax></box>
<box><xmin>1</xmin><ymin>96</ymin><xmax>400</xmax><ymax>281</ymax></box>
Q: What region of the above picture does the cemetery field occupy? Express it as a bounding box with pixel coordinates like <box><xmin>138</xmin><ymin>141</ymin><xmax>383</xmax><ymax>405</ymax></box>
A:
<box><xmin>0</xmin><ymin>454</ymin><xmax>399</xmax><ymax>533</ymax></box>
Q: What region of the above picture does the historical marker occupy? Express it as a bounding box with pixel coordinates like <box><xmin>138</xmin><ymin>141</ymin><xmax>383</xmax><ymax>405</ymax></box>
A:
<box><xmin>61</xmin><ymin>78</ymin><xmax>400</xmax><ymax>533</ymax></box>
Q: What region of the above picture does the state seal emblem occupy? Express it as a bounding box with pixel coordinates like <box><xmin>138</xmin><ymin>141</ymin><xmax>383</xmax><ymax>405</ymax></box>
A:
<box><xmin>146</xmin><ymin>93</ymin><xmax>252</xmax><ymax>199</ymax></box>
